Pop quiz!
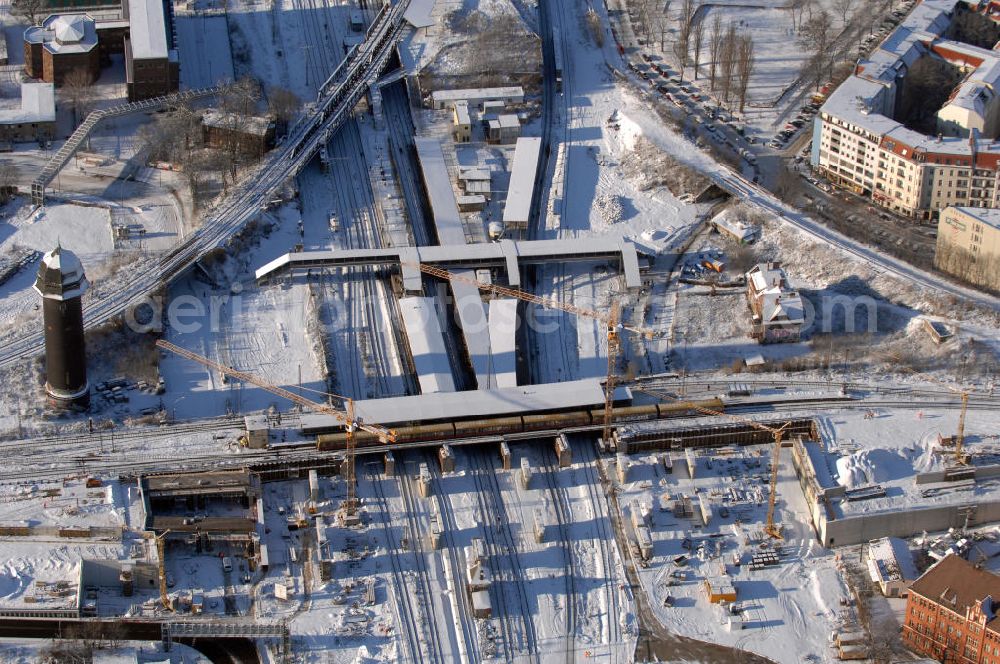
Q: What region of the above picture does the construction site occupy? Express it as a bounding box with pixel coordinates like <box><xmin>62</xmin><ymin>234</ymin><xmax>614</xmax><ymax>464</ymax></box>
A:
<box><xmin>4</xmin><ymin>0</ymin><xmax>1000</xmax><ymax>660</ymax></box>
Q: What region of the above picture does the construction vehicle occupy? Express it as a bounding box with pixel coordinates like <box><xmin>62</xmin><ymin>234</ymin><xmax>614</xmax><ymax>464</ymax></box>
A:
<box><xmin>407</xmin><ymin>262</ymin><xmax>657</xmax><ymax>449</ymax></box>
<box><xmin>635</xmin><ymin>386</ymin><xmax>790</xmax><ymax>539</ymax></box>
<box><xmin>155</xmin><ymin>340</ymin><xmax>396</xmax><ymax>522</ymax></box>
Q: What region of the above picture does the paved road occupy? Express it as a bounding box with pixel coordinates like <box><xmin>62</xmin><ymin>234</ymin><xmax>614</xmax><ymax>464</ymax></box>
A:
<box><xmin>0</xmin><ymin>0</ymin><xmax>412</xmax><ymax>371</ymax></box>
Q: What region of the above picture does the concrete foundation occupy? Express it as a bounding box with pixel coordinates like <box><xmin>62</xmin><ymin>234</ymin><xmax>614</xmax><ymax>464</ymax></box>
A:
<box><xmin>439</xmin><ymin>445</ymin><xmax>455</xmax><ymax>473</ymax></box>
<box><xmin>417</xmin><ymin>463</ymin><xmax>432</xmax><ymax>498</ymax></box>
<box><xmin>555</xmin><ymin>435</ymin><xmax>572</xmax><ymax>468</ymax></box>
<box><xmin>500</xmin><ymin>442</ymin><xmax>511</xmax><ymax>470</ymax></box>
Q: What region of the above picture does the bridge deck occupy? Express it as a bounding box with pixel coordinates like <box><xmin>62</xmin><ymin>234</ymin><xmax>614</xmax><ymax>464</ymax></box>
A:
<box><xmin>255</xmin><ymin>236</ymin><xmax>646</xmax><ymax>288</ymax></box>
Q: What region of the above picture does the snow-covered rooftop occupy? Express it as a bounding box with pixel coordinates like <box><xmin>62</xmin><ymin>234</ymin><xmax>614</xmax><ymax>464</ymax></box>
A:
<box><xmin>25</xmin><ymin>14</ymin><xmax>98</xmax><ymax>54</ymax></box>
<box><xmin>823</xmin><ymin>0</ymin><xmax>1000</xmax><ymax>153</ymax></box>
<box><xmin>414</xmin><ymin>137</ymin><xmax>466</xmax><ymax>246</ymax></box>
<box><xmin>402</xmin><ymin>0</ymin><xmax>436</xmax><ymax>28</ymax></box>
<box><xmin>398</xmin><ymin>297</ymin><xmax>456</xmax><ymax>394</ymax></box>
<box><xmin>487</xmin><ymin>298</ymin><xmax>518</xmax><ymax>389</ymax></box>
<box><xmin>867</xmin><ymin>536</ymin><xmax>918</xmax><ymax>584</ymax></box>
<box><xmin>502</xmin><ymin>137</ymin><xmax>541</xmax><ymax>227</ymax></box>
<box><xmin>947</xmin><ymin>205</ymin><xmax>1000</xmax><ymax>230</ymax></box>
<box><xmin>0</xmin><ymin>82</ymin><xmax>55</xmax><ymax>126</ymax></box>
<box><xmin>126</xmin><ymin>0</ymin><xmax>169</xmax><ymax>60</ymax></box>
<box><xmin>300</xmin><ymin>379</ymin><xmax>631</xmax><ymax>428</ymax></box>
<box><xmin>202</xmin><ymin>110</ymin><xmax>273</xmax><ymax>137</ymax></box>
<box><xmin>430</xmin><ymin>87</ymin><xmax>524</xmax><ymax>107</ymax></box>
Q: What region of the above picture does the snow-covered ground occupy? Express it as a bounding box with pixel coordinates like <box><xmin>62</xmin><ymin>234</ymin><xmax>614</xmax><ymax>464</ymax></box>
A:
<box><xmin>619</xmin><ymin>436</ymin><xmax>854</xmax><ymax>663</ymax></box>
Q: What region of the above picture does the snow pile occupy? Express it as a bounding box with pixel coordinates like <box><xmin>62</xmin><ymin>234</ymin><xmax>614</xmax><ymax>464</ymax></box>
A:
<box><xmin>834</xmin><ymin>448</ymin><xmax>912</xmax><ymax>488</ymax></box>
<box><xmin>616</xmin><ymin>111</ymin><xmax>643</xmax><ymax>152</ymax></box>
<box><xmin>595</xmin><ymin>193</ymin><xmax>625</xmax><ymax>225</ymax></box>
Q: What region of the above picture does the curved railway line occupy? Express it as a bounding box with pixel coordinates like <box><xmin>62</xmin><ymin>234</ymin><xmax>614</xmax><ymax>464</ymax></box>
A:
<box><xmin>0</xmin><ymin>0</ymin><xmax>412</xmax><ymax>372</ymax></box>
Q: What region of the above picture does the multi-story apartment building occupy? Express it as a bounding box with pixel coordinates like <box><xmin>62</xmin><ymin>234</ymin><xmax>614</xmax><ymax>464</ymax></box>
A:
<box><xmin>935</xmin><ymin>205</ymin><xmax>1000</xmax><ymax>289</ymax></box>
<box><xmin>812</xmin><ymin>0</ymin><xmax>1000</xmax><ymax>220</ymax></box>
<box><xmin>901</xmin><ymin>555</ymin><xmax>1000</xmax><ymax>663</ymax></box>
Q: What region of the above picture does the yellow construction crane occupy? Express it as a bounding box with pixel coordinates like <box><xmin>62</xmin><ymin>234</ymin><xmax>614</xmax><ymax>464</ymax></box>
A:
<box><xmin>892</xmin><ymin>360</ymin><xmax>977</xmax><ymax>465</ymax></box>
<box><xmin>635</xmin><ymin>386</ymin><xmax>790</xmax><ymax>539</ymax></box>
<box><xmin>407</xmin><ymin>262</ymin><xmax>657</xmax><ymax>445</ymax></box>
<box><xmin>155</xmin><ymin>340</ymin><xmax>396</xmax><ymax>518</ymax></box>
<box><xmin>154</xmin><ymin>529</ymin><xmax>171</xmax><ymax>610</ymax></box>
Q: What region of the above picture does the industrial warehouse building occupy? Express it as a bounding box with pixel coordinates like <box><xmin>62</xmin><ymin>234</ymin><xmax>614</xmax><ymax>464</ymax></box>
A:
<box><xmin>812</xmin><ymin>0</ymin><xmax>1000</xmax><ymax>219</ymax></box>
<box><xmin>902</xmin><ymin>555</ymin><xmax>1000</xmax><ymax>663</ymax></box>
<box><xmin>935</xmin><ymin>206</ymin><xmax>1000</xmax><ymax>291</ymax></box>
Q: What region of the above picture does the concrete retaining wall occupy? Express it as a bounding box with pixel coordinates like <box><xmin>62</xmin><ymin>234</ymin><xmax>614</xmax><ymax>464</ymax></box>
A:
<box><xmin>819</xmin><ymin>502</ymin><xmax>1000</xmax><ymax>548</ymax></box>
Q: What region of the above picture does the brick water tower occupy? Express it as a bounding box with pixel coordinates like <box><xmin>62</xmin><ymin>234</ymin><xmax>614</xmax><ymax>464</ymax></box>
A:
<box><xmin>33</xmin><ymin>245</ymin><xmax>89</xmax><ymax>407</ymax></box>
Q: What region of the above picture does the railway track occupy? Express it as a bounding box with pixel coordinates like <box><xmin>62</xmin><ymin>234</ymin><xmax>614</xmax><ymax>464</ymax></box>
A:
<box><xmin>468</xmin><ymin>448</ymin><xmax>539</xmax><ymax>662</ymax></box>
<box><xmin>395</xmin><ymin>459</ymin><xmax>449</xmax><ymax>662</ymax></box>
<box><xmin>0</xmin><ymin>0</ymin><xmax>411</xmax><ymax>371</ymax></box>
<box><xmin>367</xmin><ymin>466</ymin><xmax>437</xmax><ymax>664</ymax></box>
<box><xmin>575</xmin><ymin>438</ymin><xmax>624</xmax><ymax>651</ymax></box>
<box><xmin>467</xmin><ymin>452</ymin><xmax>516</xmax><ymax>661</ymax></box>
<box><xmin>423</xmin><ymin>453</ymin><xmax>482</xmax><ymax>663</ymax></box>
<box><xmin>541</xmin><ymin>455</ymin><xmax>578</xmax><ymax>663</ymax></box>
<box><xmin>4</xmin><ymin>387</ymin><xmax>996</xmax><ymax>484</ymax></box>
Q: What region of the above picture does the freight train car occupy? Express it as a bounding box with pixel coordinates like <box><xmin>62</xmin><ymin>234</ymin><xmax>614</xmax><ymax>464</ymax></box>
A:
<box><xmin>315</xmin><ymin>398</ymin><xmax>724</xmax><ymax>451</ymax></box>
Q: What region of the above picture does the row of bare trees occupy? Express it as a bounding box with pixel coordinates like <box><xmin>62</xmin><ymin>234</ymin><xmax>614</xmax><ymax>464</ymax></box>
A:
<box><xmin>630</xmin><ymin>0</ymin><xmax>756</xmax><ymax>111</ymax></box>
<box><xmin>706</xmin><ymin>16</ymin><xmax>756</xmax><ymax>112</ymax></box>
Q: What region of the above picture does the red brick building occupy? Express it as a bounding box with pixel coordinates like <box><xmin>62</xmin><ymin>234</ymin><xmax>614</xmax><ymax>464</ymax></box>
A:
<box><xmin>902</xmin><ymin>555</ymin><xmax>1000</xmax><ymax>664</ymax></box>
<box><xmin>23</xmin><ymin>14</ymin><xmax>100</xmax><ymax>86</ymax></box>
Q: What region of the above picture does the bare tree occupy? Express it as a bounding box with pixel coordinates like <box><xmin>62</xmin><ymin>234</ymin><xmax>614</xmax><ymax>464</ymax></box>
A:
<box><xmin>691</xmin><ymin>18</ymin><xmax>705</xmax><ymax>80</ymax></box>
<box><xmin>0</xmin><ymin>161</ymin><xmax>19</xmax><ymax>196</ymax></box>
<box><xmin>62</xmin><ymin>68</ymin><xmax>95</xmax><ymax>129</ymax></box>
<box><xmin>11</xmin><ymin>0</ymin><xmax>46</xmax><ymax>26</ymax></box>
<box><xmin>635</xmin><ymin>0</ymin><xmax>655</xmax><ymax>45</ymax></box>
<box><xmin>736</xmin><ymin>33</ymin><xmax>755</xmax><ymax>113</ymax></box>
<box><xmin>673</xmin><ymin>0</ymin><xmax>695</xmax><ymax>79</ymax></box>
<box><xmin>267</xmin><ymin>86</ymin><xmax>301</xmax><ymax>135</ymax></box>
<box><xmin>799</xmin><ymin>11</ymin><xmax>833</xmax><ymax>89</ymax></box>
<box><xmin>789</xmin><ymin>0</ymin><xmax>807</xmax><ymax>31</ymax></box>
<box><xmin>221</xmin><ymin>76</ymin><xmax>262</xmax><ymax>117</ymax></box>
<box><xmin>586</xmin><ymin>7</ymin><xmax>605</xmax><ymax>47</ymax></box>
<box><xmin>652</xmin><ymin>0</ymin><xmax>672</xmax><ymax>51</ymax></box>
<box><xmin>709</xmin><ymin>14</ymin><xmax>723</xmax><ymax>90</ymax></box>
<box><xmin>719</xmin><ymin>23</ymin><xmax>739</xmax><ymax>107</ymax></box>
<box><xmin>832</xmin><ymin>0</ymin><xmax>855</xmax><ymax>26</ymax></box>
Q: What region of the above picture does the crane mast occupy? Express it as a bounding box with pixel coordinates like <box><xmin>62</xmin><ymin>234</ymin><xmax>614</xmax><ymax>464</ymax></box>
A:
<box><xmin>636</xmin><ymin>386</ymin><xmax>789</xmax><ymax>538</ymax></box>
<box><xmin>155</xmin><ymin>340</ymin><xmax>395</xmax><ymax>521</ymax></box>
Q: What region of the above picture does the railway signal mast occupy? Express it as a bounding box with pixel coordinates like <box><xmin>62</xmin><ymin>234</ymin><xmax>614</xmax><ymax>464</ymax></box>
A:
<box><xmin>155</xmin><ymin>340</ymin><xmax>396</xmax><ymax>523</ymax></box>
<box><xmin>635</xmin><ymin>386</ymin><xmax>790</xmax><ymax>539</ymax></box>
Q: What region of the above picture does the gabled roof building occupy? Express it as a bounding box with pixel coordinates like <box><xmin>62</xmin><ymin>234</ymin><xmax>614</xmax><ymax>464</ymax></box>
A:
<box><xmin>901</xmin><ymin>555</ymin><xmax>1000</xmax><ymax>663</ymax></box>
